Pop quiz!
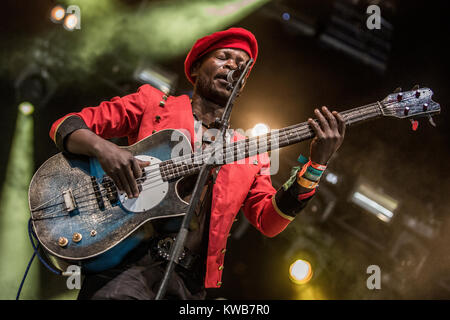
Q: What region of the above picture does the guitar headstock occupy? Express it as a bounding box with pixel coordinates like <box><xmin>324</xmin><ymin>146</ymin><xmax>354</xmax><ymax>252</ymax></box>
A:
<box><xmin>381</xmin><ymin>86</ymin><xmax>441</xmax><ymax>129</ymax></box>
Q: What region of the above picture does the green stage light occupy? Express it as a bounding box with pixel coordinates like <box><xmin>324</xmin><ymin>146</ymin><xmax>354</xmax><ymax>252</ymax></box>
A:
<box><xmin>0</xmin><ymin>104</ymin><xmax>39</xmax><ymax>299</ymax></box>
<box><xmin>18</xmin><ymin>102</ymin><xmax>34</xmax><ymax>116</ymax></box>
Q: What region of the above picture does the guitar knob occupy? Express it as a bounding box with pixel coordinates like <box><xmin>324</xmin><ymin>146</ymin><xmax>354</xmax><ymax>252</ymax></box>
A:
<box><xmin>423</xmin><ymin>103</ymin><xmax>428</xmax><ymax>111</ymax></box>
<box><xmin>404</xmin><ymin>107</ymin><xmax>410</xmax><ymax>116</ymax></box>
<box><xmin>72</xmin><ymin>232</ymin><xmax>82</xmax><ymax>243</ymax></box>
<box><xmin>397</xmin><ymin>93</ymin><xmax>403</xmax><ymax>101</ymax></box>
<box><xmin>58</xmin><ymin>237</ymin><xmax>68</xmax><ymax>247</ymax></box>
<box><xmin>415</xmin><ymin>90</ymin><xmax>421</xmax><ymax>98</ymax></box>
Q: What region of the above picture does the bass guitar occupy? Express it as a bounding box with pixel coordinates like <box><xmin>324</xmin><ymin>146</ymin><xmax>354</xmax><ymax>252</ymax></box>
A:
<box><xmin>28</xmin><ymin>87</ymin><xmax>440</xmax><ymax>272</ymax></box>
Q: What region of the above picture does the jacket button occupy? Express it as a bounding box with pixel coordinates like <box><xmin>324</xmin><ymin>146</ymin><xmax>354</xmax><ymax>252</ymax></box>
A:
<box><xmin>216</xmin><ymin>281</ymin><xmax>222</xmax><ymax>286</ymax></box>
<box><xmin>152</xmin><ymin>130</ymin><xmax>156</xmax><ymax>134</ymax></box>
<box><xmin>221</xmin><ymin>248</ymin><xmax>226</xmax><ymax>254</ymax></box>
<box><xmin>218</xmin><ymin>265</ymin><xmax>224</xmax><ymax>271</ymax></box>
<box><xmin>155</xmin><ymin>115</ymin><xmax>161</xmax><ymax>122</ymax></box>
<box><xmin>159</xmin><ymin>101</ymin><xmax>166</xmax><ymax>107</ymax></box>
<box><xmin>162</xmin><ymin>95</ymin><xmax>168</xmax><ymax>101</ymax></box>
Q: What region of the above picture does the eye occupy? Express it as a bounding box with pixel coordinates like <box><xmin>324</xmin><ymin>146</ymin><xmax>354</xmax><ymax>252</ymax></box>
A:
<box><xmin>216</xmin><ymin>54</ymin><xmax>226</xmax><ymax>60</ymax></box>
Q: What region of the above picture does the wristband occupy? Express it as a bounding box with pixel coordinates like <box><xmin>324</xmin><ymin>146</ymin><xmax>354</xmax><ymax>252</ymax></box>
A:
<box><xmin>310</xmin><ymin>160</ymin><xmax>327</xmax><ymax>171</ymax></box>
<box><xmin>297</xmin><ymin>154</ymin><xmax>309</xmax><ymax>165</ymax></box>
<box><xmin>306</xmin><ymin>165</ymin><xmax>324</xmax><ymax>176</ymax></box>
<box><xmin>297</xmin><ymin>175</ymin><xmax>319</xmax><ymax>189</ymax></box>
<box><xmin>303</xmin><ymin>170</ymin><xmax>321</xmax><ymax>182</ymax></box>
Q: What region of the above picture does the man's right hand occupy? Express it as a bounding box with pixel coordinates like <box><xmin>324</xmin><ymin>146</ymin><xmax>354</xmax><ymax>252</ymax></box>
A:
<box><xmin>93</xmin><ymin>140</ymin><xmax>150</xmax><ymax>198</ymax></box>
<box><xmin>65</xmin><ymin>129</ymin><xmax>150</xmax><ymax>199</ymax></box>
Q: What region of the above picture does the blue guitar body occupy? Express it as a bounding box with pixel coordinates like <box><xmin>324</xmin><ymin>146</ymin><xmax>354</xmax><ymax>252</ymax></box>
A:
<box><xmin>29</xmin><ymin>129</ymin><xmax>191</xmax><ymax>273</ymax></box>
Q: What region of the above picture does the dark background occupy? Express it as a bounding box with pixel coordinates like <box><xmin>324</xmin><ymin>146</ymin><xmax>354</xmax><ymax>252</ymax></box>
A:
<box><xmin>0</xmin><ymin>0</ymin><xmax>449</xmax><ymax>299</ymax></box>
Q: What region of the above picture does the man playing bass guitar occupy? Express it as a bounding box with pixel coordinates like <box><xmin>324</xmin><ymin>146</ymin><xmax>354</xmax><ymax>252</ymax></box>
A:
<box><xmin>49</xmin><ymin>28</ymin><xmax>346</xmax><ymax>300</ymax></box>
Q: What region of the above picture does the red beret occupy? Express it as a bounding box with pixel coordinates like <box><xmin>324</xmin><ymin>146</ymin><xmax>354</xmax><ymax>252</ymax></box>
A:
<box><xmin>184</xmin><ymin>27</ymin><xmax>258</xmax><ymax>85</ymax></box>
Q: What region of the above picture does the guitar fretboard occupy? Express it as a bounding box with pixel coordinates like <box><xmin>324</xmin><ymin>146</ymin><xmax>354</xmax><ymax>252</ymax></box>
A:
<box><xmin>159</xmin><ymin>102</ymin><xmax>384</xmax><ymax>181</ymax></box>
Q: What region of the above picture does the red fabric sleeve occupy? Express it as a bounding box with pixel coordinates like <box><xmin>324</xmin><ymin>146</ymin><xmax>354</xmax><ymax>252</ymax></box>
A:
<box><xmin>242</xmin><ymin>155</ymin><xmax>293</xmax><ymax>238</ymax></box>
<box><xmin>49</xmin><ymin>84</ymin><xmax>157</xmax><ymax>142</ymax></box>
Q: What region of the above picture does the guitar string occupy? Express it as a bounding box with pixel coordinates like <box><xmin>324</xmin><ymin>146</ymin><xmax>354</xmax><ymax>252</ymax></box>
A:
<box><xmin>30</xmin><ymin>101</ymin><xmax>392</xmax><ymax>216</ymax></box>
<box><xmin>158</xmin><ymin>95</ymin><xmax>420</xmax><ymax>173</ymax></box>
<box><xmin>158</xmin><ymin>103</ymin><xmax>383</xmax><ymax>179</ymax></box>
<box><xmin>31</xmin><ymin>102</ymin><xmax>388</xmax><ymax>216</ymax></box>
<box><xmin>46</xmin><ymin>106</ymin><xmax>379</xmax><ymax>208</ymax></box>
<box><xmin>32</xmin><ymin>104</ymin><xmax>384</xmax><ymax>218</ymax></box>
<box><xmin>31</xmin><ymin>96</ymin><xmax>422</xmax><ymax>214</ymax></box>
<box><xmin>38</xmin><ymin>92</ymin><xmax>424</xmax><ymax>211</ymax></box>
<box><xmin>32</xmin><ymin>100</ymin><xmax>418</xmax><ymax>220</ymax></box>
<box><xmin>34</xmin><ymin>98</ymin><xmax>388</xmax><ymax>211</ymax></box>
<box><xmin>97</xmin><ymin>97</ymin><xmax>414</xmax><ymax>189</ymax></box>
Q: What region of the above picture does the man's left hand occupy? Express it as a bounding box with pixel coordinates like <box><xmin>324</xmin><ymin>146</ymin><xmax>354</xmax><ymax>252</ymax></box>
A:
<box><xmin>307</xmin><ymin>106</ymin><xmax>346</xmax><ymax>165</ymax></box>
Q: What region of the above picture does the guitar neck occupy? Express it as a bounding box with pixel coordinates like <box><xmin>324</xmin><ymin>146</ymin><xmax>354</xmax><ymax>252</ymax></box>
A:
<box><xmin>160</xmin><ymin>102</ymin><xmax>384</xmax><ymax>180</ymax></box>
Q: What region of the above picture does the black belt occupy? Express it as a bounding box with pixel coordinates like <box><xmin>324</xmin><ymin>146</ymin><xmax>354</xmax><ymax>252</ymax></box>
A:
<box><xmin>150</xmin><ymin>236</ymin><xmax>200</xmax><ymax>271</ymax></box>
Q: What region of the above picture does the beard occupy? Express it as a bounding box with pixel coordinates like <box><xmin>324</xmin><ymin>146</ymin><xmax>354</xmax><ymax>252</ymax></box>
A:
<box><xmin>194</xmin><ymin>74</ymin><xmax>231</xmax><ymax>107</ymax></box>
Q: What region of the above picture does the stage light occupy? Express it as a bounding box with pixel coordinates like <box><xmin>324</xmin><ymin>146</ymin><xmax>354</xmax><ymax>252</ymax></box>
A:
<box><xmin>350</xmin><ymin>183</ymin><xmax>398</xmax><ymax>223</ymax></box>
<box><xmin>325</xmin><ymin>172</ymin><xmax>338</xmax><ymax>185</ymax></box>
<box><xmin>251</xmin><ymin>123</ymin><xmax>269</xmax><ymax>137</ymax></box>
<box><xmin>0</xmin><ymin>103</ymin><xmax>39</xmax><ymax>299</ymax></box>
<box><xmin>50</xmin><ymin>5</ymin><xmax>65</xmax><ymax>23</ymax></box>
<box><xmin>289</xmin><ymin>259</ymin><xmax>313</xmax><ymax>285</ymax></box>
<box><xmin>282</xmin><ymin>12</ymin><xmax>291</xmax><ymax>21</ymax></box>
<box><xmin>63</xmin><ymin>13</ymin><xmax>78</xmax><ymax>31</ymax></box>
<box><xmin>18</xmin><ymin>102</ymin><xmax>34</xmax><ymax>116</ymax></box>
<box><xmin>133</xmin><ymin>64</ymin><xmax>178</xmax><ymax>95</ymax></box>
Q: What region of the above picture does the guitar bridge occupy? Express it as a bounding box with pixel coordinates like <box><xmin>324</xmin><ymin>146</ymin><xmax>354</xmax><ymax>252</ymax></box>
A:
<box><xmin>62</xmin><ymin>189</ymin><xmax>77</xmax><ymax>212</ymax></box>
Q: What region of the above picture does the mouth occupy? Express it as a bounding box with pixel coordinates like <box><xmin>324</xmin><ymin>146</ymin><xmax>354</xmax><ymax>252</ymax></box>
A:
<box><xmin>215</xmin><ymin>71</ymin><xmax>227</xmax><ymax>79</ymax></box>
<box><xmin>214</xmin><ymin>74</ymin><xmax>231</xmax><ymax>89</ymax></box>
<box><xmin>211</xmin><ymin>71</ymin><xmax>235</xmax><ymax>93</ymax></box>
<box><xmin>215</xmin><ymin>78</ymin><xmax>229</xmax><ymax>85</ymax></box>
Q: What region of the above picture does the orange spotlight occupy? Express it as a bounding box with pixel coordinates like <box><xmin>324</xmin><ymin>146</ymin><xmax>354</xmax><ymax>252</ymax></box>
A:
<box><xmin>289</xmin><ymin>259</ymin><xmax>313</xmax><ymax>285</ymax></box>
<box><xmin>50</xmin><ymin>5</ymin><xmax>65</xmax><ymax>23</ymax></box>
<box><xmin>251</xmin><ymin>123</ymin><xmax>269</xmax><ymax>137</ymax></box>
<box><xmin>63</xmin><ymin>14</ymin><xmax>78</xmax><ymax>31</ymax></box>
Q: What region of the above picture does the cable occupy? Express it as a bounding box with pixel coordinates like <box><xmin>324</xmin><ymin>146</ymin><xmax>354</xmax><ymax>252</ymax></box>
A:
<box><xmin>16</xmin><ymin>219</ymin><xmax>62</xmax><ymax>300</ymax></box>
<box><xmin>15</xmin><ymin>248</ymin><xmax>37</xmax><ymax>300</ymax></box>
<box><xmin>28</xmin><ymin>219</ymin><xmax>61</xmax><ymax>275</ymax></box>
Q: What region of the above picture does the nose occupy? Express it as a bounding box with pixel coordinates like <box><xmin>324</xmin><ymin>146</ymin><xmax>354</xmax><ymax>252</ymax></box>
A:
<box><xmin>224</xmin><ymin>58</ymin><xmax>239</xmax><ymax>71</ymax></box>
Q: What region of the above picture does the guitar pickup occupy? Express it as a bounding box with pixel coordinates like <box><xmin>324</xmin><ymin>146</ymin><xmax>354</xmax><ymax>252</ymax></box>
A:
<box><xmin>101</xmin><ymin>176</ymin><xmax>119</xmax><ymax>206</ymax></box>
<box><xmin>62</xmin><ymin>189</ymin><xmax>77</xmax><ymax>212</ymax></box>
<box><xmin>91</xmin><ymin>176</ymin><xmax>105</xmax><ymax>210</ymax></box>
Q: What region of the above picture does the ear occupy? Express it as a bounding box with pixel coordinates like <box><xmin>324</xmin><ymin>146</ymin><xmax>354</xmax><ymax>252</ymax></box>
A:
<box><xmin>190</xmin><ymin>60</ymin><xmax>201</xmax><ymax>82</ymax></box>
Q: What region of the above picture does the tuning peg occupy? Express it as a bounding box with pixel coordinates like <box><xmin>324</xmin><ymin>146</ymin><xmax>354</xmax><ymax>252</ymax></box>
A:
<box><xmin>428</xmin><ymin>115</ymin><xmax>436</xmax><ymax>127</ymax></box>
<box><xmin>394</xmin><ymin>87</ymin><xmax>402</xmax><ymax>93</ymax></box>
<box><xmin>410</xmin><ymin>119</ymin><xmax>419</xmax><ymax>131</ymax></box>
<box><xmin>412</xmin><ymin>84</ymin><xmax>420</xmax><ymax>90</ymax></box>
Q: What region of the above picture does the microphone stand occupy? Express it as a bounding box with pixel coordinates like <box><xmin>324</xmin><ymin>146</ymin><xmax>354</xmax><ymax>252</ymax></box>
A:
<box><xmin>155</xmin><ymin>58</ymin><xmax>254</xmax><ymax>300</ymax></box>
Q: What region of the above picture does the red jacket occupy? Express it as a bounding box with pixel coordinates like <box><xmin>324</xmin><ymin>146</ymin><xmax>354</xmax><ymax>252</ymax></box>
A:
<box><xmin>50</xmin><ymin>84</ymin><xmax>296</xmax><ymax>288</ymax></box>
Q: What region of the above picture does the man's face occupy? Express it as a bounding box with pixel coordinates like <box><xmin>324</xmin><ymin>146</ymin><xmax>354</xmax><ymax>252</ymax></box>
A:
<box><xmin>191</xmin><ymin>48</ymin><xmax>250</xmax><ymax>106</ymax></box>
